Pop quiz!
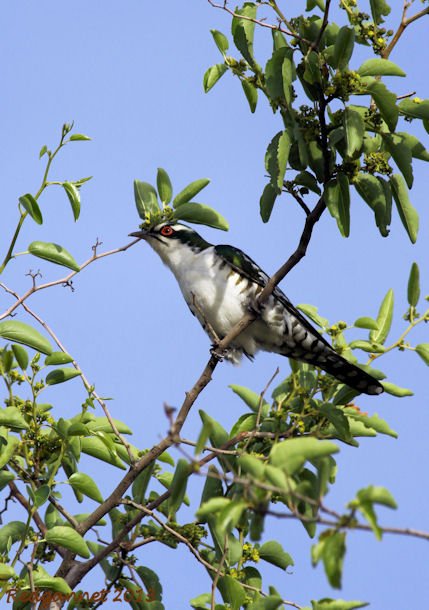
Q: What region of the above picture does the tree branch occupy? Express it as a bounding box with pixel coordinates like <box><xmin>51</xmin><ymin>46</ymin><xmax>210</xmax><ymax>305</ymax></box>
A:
<box><xmin>0</xmin><ymin>239</ymin><xmax>140</xmax><ymax>321</ymax></box>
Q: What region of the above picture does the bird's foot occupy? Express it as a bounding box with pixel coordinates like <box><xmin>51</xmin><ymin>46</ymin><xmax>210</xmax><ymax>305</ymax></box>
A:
<box><xmin>210</xmin><ymin>343</ymin><xmax>229</xmax><ymax>362</ymax></box>
<box><xmin>248</xmin><ymin>299</ymin><xmax>266</xmax><ymax>316</ymax></box>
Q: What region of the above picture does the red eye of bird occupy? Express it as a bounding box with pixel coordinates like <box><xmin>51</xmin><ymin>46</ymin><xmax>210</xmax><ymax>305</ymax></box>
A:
<box><xmin>160</xmin><ymin>225</ymin><xmax>174</xmax><ymax>237</ymax></box>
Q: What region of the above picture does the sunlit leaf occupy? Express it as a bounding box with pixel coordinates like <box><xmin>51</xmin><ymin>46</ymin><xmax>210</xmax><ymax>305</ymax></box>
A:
<box><xmin>29</xmin><ymin>241</ymin><xmax>80</xmax><ymax>272</ymax></box>
<box><xmin>357</xmin><ymin>58</ymin><xmax>405</xmax><ymax>77</ymax></box>
<box><xmin>390</xmin><ymin>174</ymin><xmax>419</xmax><ymax>243</ymax></box>
<box><xmin>203</xmin><ymin>63</ymin><xmax>228</xmax><ymax>93</ymax></box>
<box><xmin>63</xmin><ymin>182</ymin><xmax>81</xmax><ymax>221</ymax></box>
<box><xmin>407</xmin><ymin>262</ymin><xmax>420</xmax><ymax>307</ymax></box>
<box><xmin>19</xmin><ymin>193</ymin><xmax>43</xmax><ymax>224</ymax></box>
<box><xmin>46</xmin><ymin>368</ymin><xmax>81</xmax><ymax>385</ymax></box>
<box><xmin>45</xmin><ymin>526</ymin><xmax>90</xmax><ymax>558</ymax></box>
<box><xmin>0</xmin><ymin>321</ymin><xmax>52</xmax><ymax>355</ymax></box>
<box><xmin>173</xmin><ymin>178</ymin><xmax>210</xmax><ymax>207</ymax></box>
<box><xmin>172</xmin><ymin>202</ymin><xmax>229</xmax><ymax>231</ymax></box>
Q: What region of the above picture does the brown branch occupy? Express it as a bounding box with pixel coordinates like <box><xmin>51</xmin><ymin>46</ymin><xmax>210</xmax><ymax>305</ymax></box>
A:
<box><xmin>383</xmin><ymin>2</ymin><xmax>429</xmax><ymax>59</ymax></box>
<box><xmin>312</xmin><ymin>0</ymin><xmax>332</xmax><ymax>50</ymax></box>
<box><xmin>207</xmin><ymin>0</ymin><xmax>310</xmax><ymax>45</ymax></box>
<box><xmin>265</xmin><ymin>508</ymin><xmax>429</xmax><ymax>541</ymax></box>
<box><xmin>0</xmin><ymin>239</ymin><xmax>139</xmax><ymax>321</ymax></box>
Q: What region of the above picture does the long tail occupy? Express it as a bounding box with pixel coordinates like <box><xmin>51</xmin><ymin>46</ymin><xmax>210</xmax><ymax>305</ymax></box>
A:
<box><xmin>277</xmin><ymin>334</ymin><xmax>384</xmax><ymax>395</ymax></box>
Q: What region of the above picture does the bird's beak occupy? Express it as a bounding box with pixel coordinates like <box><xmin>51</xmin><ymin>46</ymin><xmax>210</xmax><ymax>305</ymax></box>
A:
<box><xmin>129</xmin><ymin>229</ymin><xmax>148</xmax><ymax>240</ymax></box>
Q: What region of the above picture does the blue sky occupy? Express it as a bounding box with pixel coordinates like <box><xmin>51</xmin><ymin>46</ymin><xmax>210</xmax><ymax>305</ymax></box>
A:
<box><xmin>1</xmin><ymin>1</ymin><xmax>428</xmax><ymax>609</ymax></box>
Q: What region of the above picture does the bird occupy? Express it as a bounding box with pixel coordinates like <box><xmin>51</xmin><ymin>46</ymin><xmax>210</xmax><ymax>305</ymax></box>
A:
<box><xmin>130</xmin><ymin>221</ymin><xmax>384</xmax><ymax>396</ymax></box>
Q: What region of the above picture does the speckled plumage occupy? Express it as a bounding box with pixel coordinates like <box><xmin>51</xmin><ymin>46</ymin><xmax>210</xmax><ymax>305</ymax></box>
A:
<box><xmin>131</xmin><ymin>222</ymin><xmax>384</xmax><ymax>396</ymax></box>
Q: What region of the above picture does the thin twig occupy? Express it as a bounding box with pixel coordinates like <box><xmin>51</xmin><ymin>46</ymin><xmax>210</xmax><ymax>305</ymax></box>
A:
<box><xmin>207</xmin><ymin>0</ymin><xmax>310</xmax><ymax>45</ymax></box>
<box><xmin>383</xmin><ymin>1</ymin><xmax>429</xmax><ymax>59</ymax></box>
<box><xmin>0</xmin><ymin>239</ymin><xmax>139</xmax><ymax>321</ymax></box>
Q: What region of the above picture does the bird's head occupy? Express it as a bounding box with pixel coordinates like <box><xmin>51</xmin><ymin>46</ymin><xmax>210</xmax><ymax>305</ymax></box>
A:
<box><xmin>129</xmin><ymin>221</ymin><xmax>212</xmax><ymax>267</ymax></box>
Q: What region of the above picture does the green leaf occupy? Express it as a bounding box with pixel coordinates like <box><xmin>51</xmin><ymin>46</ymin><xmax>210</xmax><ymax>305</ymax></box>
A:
<box><xmin>39</xmin><ymin>144</ymin><xmax>48</xmax><ymax>158</ymax></box>
<box><xmin>34</xmin><ymin>484</ymin><xmax>51</xmax><ymax>508</ymax></box>
<box><xmin>46</xmin><ymin>367</ymin><xmax>81</xmax><ymax>385</ymax></box>
<box><xmin>265</xmin><ymin>48</ymin><xmax>293</xmax><ymax>105</ymax></box>
<box><xmin>343</xmin><ymin>109</ymin><xmax>365</xmax><ymax>159</ymax></box>
<box><xmin>354</xmin><ymin>317</ymin><xmax>379</xmax><ymax>330</ymax></box>
<box><xmin>270</xmin><ymin>438</ymin><xmax>339</xmax><ymax>476</ymax></box>
<box><xmin>173</xmin><ymin>178</ymin><xmax>211</xmax><ymax>207</ymax></box>
<box><xmin>259</xmin><ymin>540</ymin><xmax>294</xmax><ymax>570</ymax></box>
<box><xmin>312</xmin><ymin>531</ymin><xmax>346</xmax><ymax>589</ymax></box>
<box><xmin>324</xmin><ymin>175</ymin><xmax>350</xmax><ymax>237</ymax></box>
<box><xmin>63</xmin><ymin>182</ymin><xmax>81</xmax><ymax>221</ymax></box>
<box><xmin>295</xmin><ymin>171</ymin><xmax>321</xmax><ymax>194</ymax></box>
<box><xmin>395</xmin><ymin>132</ymin><xmax>429</xmax><ymax>162</ymax></box>
<box><xmin>218</xmin><ymin>499</ymin><xmax>248</xmax><ymax>534</ymax></box>
<box><xmin>344</xmin><ymin>408</ymin><xmax>397</xmax><ymax>438</ymax></box>
<box><xmin>259</xmin><ymin>183</ymin><xmax>278</xmax><ymax>223</ymax></box>
<box><xmin>370</xmin><ymin>288</ymin><xmax>394</xmax><ymax>345</ymax></box>
<box><xmin>81</xmin><ymin>437</ymin><xmax>126</xmax><ymax>469</ymax></box>
<box><xmin>384</xmin><ymin>134</ymin><xmax>413</xmax><ymax>188</ymax></box>
<box><xmin>172</xmin><ymin>202</ymin><xmax>228</xmax><ymax>231</ymax></box>
<box><xmin>415</xmin><ymin>344</ymin><xmax>429</xmax><ymax>366</ymax></box>
<box><xmin>156</xmin><ymin>168</ymin><xmax>173</xmax><ymax>205</ymax></box>
<box><xmin>134</xmin><ymin>180</ymin><xmax>161</xmax><ymax>221</ymax></box>
<box><xmin>85</xmin><ymin>416</ymin><xmax>132</xmax><ymax>435</ymax></box>
<box><xmin>312</xmin><ymin>599</ymin><xmax>368</xmax><ymax>610</ymax></box>
<box><xmin>69</xmin><ymin>133</ymin><xmax>91</xmax><ymax>141</ymax></box>
<box><xmin>0</xmin><ymin>435</ymin><xmax>19</xmax><ymax>469</ymax></box>
<box><xmin>0</xmin><ymin>471</ymin><xmax>15</xmax><ymax>491</ymax></box>
<box><xmin>11</xmin><ymin>344</ymin><xmax>29</xmax><ymax>369</ymax></box>
<box><xmin>407</xmin><ymin>262</ymin><xmax>420</xmax><ymax>307</ymax></box>
<box><xmin>229</xmin><ymin>384</ymin><xmax>268</xmax><ymax>413</ymax></box>
<box><xmin>136</xmin><ymin>565</ymin><xmax>163</xmax><ymax>602</ymax></box>
<box><xmin>132</xmin><ymin>462</ymin><xmax>155</xmax><ymax>504</ymax></box>
<box><xmin>369</xmin><ymin>0</ymin><xmax>390</xmax><ymax>24</ymax></box>
<box><xmin>45</xmin><ymin>351</ymin><xmax>74</xmax><ymax>365</ymax></box>
<box><xmin>45</xmin><ymin>525</ymin><xmax>90</xmax><ymax>557</ymax></box>
<box><xmin>200</xmin><ymin>465</ymin><xmax>223</xmax><ymax>509</ymax></box>
<box><xmin>398</xmin><ymin>98</ymin><xmax>429</xmax><ymax>120</ymax></box>
<box><xmin>218</xmin><ymin>575</ymin><xmax>246</xmax><ymax>610</ymax></box>
<box><xmin>0</xmin><ymin>520</ymin><xmax>26</xmax><ymax>553</ymax></box>
<box><xmin>353</xmin><ymin>173</ymin><xmax>390</xmax><ymax>237</ymax></box>
<box><xmin>19</xmin><ymin>193</ymin><xmax>43</xmax><ymax>224</ymax></box>
<box><xmin>0</xmin><ymin>321</ymin><xmax>52</xmax><ymax>355</ymax></box>
<box><xmin>168</xmin><ymin>458</ymin><xmax>190</xmax><ymax>519</ymax></box>
<box><xmin>68</xmin><ymin>473</ymin><xmax>103</xmax><ymax>503</ymax></box>
<box><xmin>319</xmin><ymin>405</ymin><xmax>352</xmax><ymax>444</ymax></box>
<box><xmin>333</xmin><ymin>27</ymin><xmax>354</xmax><ymax>70</ymax></box>
<box><xmin>382</xmin><ymin>381</ymin><xmax>413</xmax><ymax>397</ymax></box>
<box><xmin>0</xmin><ymin>564</ymin><xmax>17</xmax><ymax>581</ymax></box>
<box><xmin>231</xmin><ymin>2</ymin><xmax>257</xmax><ymax>66</ymax></box>
<box><xmin>0</xmin><ymin>407</ymin><xmax>28</xmax><ymax>430</ymax></box>
<box><xmin>196</xmin><ymin>497</ymin><xmax>231</xmax><ymax>520</ymax></box>
<box><xmin>357</xmin><ymin>58</ymin><xmax>405</xmax><ymax>77</ymax></box>
<box><xmin>203</xmin><ymin>63</ymin><xmax>228</xmax><ymax>93</ymax></box>
<box><xmin>247</xmin><ymin>596</ymin><xmax>283</xmax><ymax>610</ymax></box>
<box><xmin>265</xmin><ymin>130</ymin><xmax>291</xmax><ymax>194</ymax></box>
<box><xmin>272</xmin><ymin>29</ymin><xmax>288</xmax><ymax>50</ymax></box>
<box><xmin>390</xmin><ymin>174</ymin><xmax>419</xmax><ymax>243</ymax></box>
<box><xmin>296</xmin><ymin>304</ymin><xmax>329</xmax><ymax>328</ymax></box>
<box><xmin>363</xmin><ymin>80</ymin><xmax>398</xmax><ymax>131</ymax></box>
<box><xmin>33</xmin><ymin>574</ymin><xmax>72</xmax><ymax>595</ymax></box>
<box><xmin>28</xmin><ymin>241</ymin><xmax>80</xmax><ymax>272</ymax></box>
<box><xmin>349</xmin><ymin>485</ymin><xmax>396</xmax><ymax>539</ymax></box>
<box><xmin>238</xmin><ymin>454</ymin><xmax>265</xmax><ymax>479</ymax></box>
<box><xmin>211</xmin><ymin>29</ymin><xmax>229</xmax><ymax>55</ymax></box>
<box><xmin>241</xmin><ymin>79</ymin><xmax>258</xmax><ymax>113</ymax></box>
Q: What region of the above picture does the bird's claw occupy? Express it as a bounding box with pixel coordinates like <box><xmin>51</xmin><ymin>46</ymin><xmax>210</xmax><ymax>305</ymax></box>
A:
<box><xmin>248</xmin><ymin>299</ymin><xmax>265</xmax><ymax>316</ymax></box>
<box><xmin>210</xmin><ymin>344</ymin><xmax>228</xmax><ymax>362</ymax></box>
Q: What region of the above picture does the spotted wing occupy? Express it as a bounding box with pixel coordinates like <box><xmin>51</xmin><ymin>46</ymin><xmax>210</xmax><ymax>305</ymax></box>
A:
<box><xmin>214</xmin><ymin>244</ymin><xmax>332</xmax><ymax>349</ymax></box>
